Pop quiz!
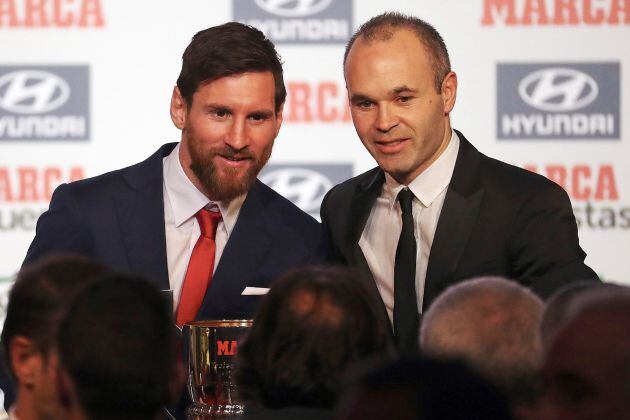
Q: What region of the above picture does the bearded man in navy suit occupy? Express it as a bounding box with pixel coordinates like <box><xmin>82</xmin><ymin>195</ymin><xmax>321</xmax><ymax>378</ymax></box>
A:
<box><xmin>23</xmin><ymin>22</ymin><xmax>327</xmax><ymax>322</ymax></box>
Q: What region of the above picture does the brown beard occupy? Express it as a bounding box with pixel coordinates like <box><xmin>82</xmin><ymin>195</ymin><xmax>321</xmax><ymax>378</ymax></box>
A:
<box><xmin>188</xmin><ymin>140</ymin><xmax>273</xmax><ymax>201</ymax></box>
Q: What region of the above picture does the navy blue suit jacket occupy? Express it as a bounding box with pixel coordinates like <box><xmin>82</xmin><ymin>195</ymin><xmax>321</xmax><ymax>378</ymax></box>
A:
<box><xmin>23</xmin><ymin>143</ymin><xmax>327</xmax><ymax>318</ymax></box>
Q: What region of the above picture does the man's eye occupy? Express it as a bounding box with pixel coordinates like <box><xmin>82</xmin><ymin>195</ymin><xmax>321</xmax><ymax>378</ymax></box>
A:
<box><xmin>249</xmin><ymin>114</ymin><xmax>268</xmax><ymax>122</ymax></box>
<box><xmin>357</xmin><ymin>101</ymin><xmax>374</xmax><ymax>109</ymax></box>
<box><xmin>398</xmin><ymin>96</ymin><xmax>412</xmax><ymax>103</ymax></box>
<box><xmin>211</xmin><ymin>109</ymin><xmax>230</xmax><ymax>118</ymax></box>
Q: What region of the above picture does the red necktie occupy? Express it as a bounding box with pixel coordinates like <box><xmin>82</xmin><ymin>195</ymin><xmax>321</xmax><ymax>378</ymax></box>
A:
<box><xmin>176</xmin><ymin>208</ymin><xmax>222</xmax><ymax>326</ymax></box>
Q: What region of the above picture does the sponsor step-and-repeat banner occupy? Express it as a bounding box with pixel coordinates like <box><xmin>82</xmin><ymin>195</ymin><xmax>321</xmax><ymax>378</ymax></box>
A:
<box><xmin>0</xmin><ymin>0</ymin><xmax>628</xmax><ymax>342</ymax></box>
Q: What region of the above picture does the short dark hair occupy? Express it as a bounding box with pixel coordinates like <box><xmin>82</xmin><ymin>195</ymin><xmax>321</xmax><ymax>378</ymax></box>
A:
<box><xmin>235</xmin><ymin>266</ymin><xmax>392</xmax><ymax>409</ymax></box>
<box><xmin>1</xmin><ymin>254</ymin><xmax>108</xmax><ymax>377</ymax></box>
<box><xmin>344</xmin><ymin>12</ymin><xmax>451</xmax><ymax>92</ymax></box>
<box><xmin>57</xmin><ymin>274</ymin><xmax>176</xmax><ymax>420</ymax></box>
<box><xmin>176</xmin><ymin>22</ymin><xmax>286</xmax><ymax>112</ymax></box>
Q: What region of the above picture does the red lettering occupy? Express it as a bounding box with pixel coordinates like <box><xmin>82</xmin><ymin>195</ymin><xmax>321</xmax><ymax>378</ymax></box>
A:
<box><xmin>595</xmin><ymin>165</ymin><xmax>618</xmax><ymax>200</ymax></box>
<box><xmin>78</xmin><ymin>0</ymin><xmax>104</xmax><ymax>27</ymax></box>
<box><xmin>0</xmin><ymin>169</ymin><xmax>13</xmax><ymax>202</ymax></box>
<box><xmin>286</xmin><ymin>82</ymin><xmax>313</xmax><ymax>122</ymax></box>
<box><xmin>24</xmin><ymin>0</ymin><xmax>48</xmax><ymax>27</ymax></box>
<box><xmin>216</xmin><ymin>340</ymin><xmax>238</xmax><ymax>356</ymax></box>
<box><xmin>0</xmin><ymin>0</ymin><xmax>104</xmax><ymax>27</ymax></box>
<box><xmin>572</xmin><ymin>165</ymin><xmax>591</xmax><ymax>200</ymax></box>
<box><xmin>54</xmin><ymin>0</ymin><xmax>73</xmax><ymax>27</ymax></box>
<box><xmin>0</xmin><ymin>0</ymin><xmax>18</xmax><ymax>26</ymax></box>
<box><xmin>523</xmin><ymin>164</ymin><xmax>538</xmax><ymax>173</ymax></box>
<box><xmin>18</xmin><ymin>168</ymin><xmax>39</xmax><ymax>202</ymax></box>
<box><xmin>44</xmin><ymin>168</ymin><xmax>62</xmax><ymax>201</ymax></box>
<box><xmin>553</xmin><ymin>0</ymin><xmax>580</xmax><ymax>24</ymax></box>
<box><xmin>584</xmin><ymin>0</ymin><xmax>606</xmax><ymax>23</ymax></box>
<box><xmin>482</xmin><ymin>0</ymin><xmax>518</xmax><ymax>25</ymax></box>
<box><xmin>523</xmin><ymin>0</ymin><xmax>551</xmax><ymax>24</ymax></box>
<box><xmin>318</xmin><ymin>82</ymin><xmax>339</xmax><ymax>122</ymax></box>
<box><xmin>608</xmin><ymin>0</ymin><xmax>630</xmax><ymax>23</ymax></box>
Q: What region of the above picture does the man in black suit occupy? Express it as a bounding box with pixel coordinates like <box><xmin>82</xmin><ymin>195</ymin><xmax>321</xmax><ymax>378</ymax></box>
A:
<box><xmin>320</xmin><ymin>12</ymin><xmax>598</xmax><ymax>351</ymax></box>
<box><xmin>24</xmin><ymin>22</ymin><xmax>326</xmax><ymax>323</ymax></box>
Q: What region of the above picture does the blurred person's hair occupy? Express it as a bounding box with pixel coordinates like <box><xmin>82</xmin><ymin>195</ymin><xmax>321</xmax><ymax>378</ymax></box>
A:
<box><xmin>540</xmin><ymin>281</ymin><xmax>621</xmax><ymax>350</ymax></box>
<box><xmin>334</xmin><ymin>357</ymin><xmax>513</xmax><ymax>420</ymax></box>
<box><xmin>1</xmin><ymin>254</ymin><xmax>107</xmax><ymax>378</ymax></box>
<box><xmin>344</xmin><ymin>11</ymin><xmax>450</xmax><ymax>92</ymax></box>
<box><xmin>235</xmin><ymin>266</ymin><xmax>392</xmax><ymax>409</ymax></box>
<box><xmin>57</xmin><ymin>274</ymin><xmax>177</xmax><ymax>420</ymax></box>
<box><xmin>176</xmin><ymin>22</ymin><xmax>286</xmax><ymax>112</ymax></box>
<box><xmin>420</xmin><ymin>276</ymin><xmax>543</xmax><ymax>404</ymax></box>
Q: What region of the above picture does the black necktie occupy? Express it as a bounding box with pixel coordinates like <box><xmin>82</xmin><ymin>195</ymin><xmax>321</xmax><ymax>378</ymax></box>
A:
<box><xmin>394</xmin><ymin>188</ymin><xmax>419</xmax><ymax>353</ymax></box>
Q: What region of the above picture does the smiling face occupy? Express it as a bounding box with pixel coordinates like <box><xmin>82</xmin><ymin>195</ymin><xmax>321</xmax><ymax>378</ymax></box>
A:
<box><xmin>344</xmin><ymin>29</ymin><xmax>457</xmax><ymax>185</ymax></box>
<box><xmin>171</xmin><ymin>71</ymin><xmax>283</xmax><ymax>201</ymax></box>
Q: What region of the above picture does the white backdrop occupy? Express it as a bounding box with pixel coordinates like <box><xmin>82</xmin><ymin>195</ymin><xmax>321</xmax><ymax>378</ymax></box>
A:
<box><xmin>1</xmin><ymin>0</ymin><xmax>629</xmax><ymax>319</ymax></box>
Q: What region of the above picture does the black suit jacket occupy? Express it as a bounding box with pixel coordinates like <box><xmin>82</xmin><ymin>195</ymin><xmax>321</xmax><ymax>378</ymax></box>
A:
<box><xmin>23</xmin><ymin>143</ymin><xmax>327</xmax><ymax>318</ymax></box>
<box><xmin>321</xmin><ymin>131</ymin><xmax>598</xmax><ymax>320</ymax></box>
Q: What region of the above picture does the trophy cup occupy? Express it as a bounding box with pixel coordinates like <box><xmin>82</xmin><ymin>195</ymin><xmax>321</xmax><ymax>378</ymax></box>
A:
<box><xmin>184</xmin><ymin>320</ymin><xmax>253</xmax><ymax>419</ymax></box>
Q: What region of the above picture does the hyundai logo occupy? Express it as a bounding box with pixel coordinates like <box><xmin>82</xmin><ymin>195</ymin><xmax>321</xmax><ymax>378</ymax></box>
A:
<box><xmin>0</xmin><ymin>70</ymin><xmax>70</xmax><ymax>114</ymax></box>
<box><xmin>254</xmin><ymin>0</ymin><xmax>333</xmax><ymax>17</ymax></box>
<box><xmin>261</xmin><ymin>168</ymin><xmax>333</xmax><ymax>213</ymax></box>
<box><xmin>518</xmin><ymin>68</ymin><xmax>598</xmax><ymax>112</ymax></box>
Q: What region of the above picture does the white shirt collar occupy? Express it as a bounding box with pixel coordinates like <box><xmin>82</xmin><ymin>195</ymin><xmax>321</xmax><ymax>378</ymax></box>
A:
<box><xmin>163</xmin><ymin>143</ymin><xmax>246</xmax><ymax>234</ymax></box>
<box><xmin>383</xmin><ymin>129</ymin><xmax>460</xmax><ymax>208</ymax></box>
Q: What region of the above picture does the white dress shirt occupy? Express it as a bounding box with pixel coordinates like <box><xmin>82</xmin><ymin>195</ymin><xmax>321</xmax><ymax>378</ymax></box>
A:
<box><xmin>162</xmin><ymin>143</ymin><xmax>246</xmax><ymax>311</ymax></box>
<box><xmin>359</xmin><ymin>130</ymin><xmax>460</xmax><ymax>324</ymax></box>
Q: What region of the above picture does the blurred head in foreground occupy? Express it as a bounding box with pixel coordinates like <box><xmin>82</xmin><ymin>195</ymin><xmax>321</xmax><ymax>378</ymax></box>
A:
<box><xmin>56</xmin><ymin>274</ymin><xmax>178</xmax><ymax>420</ymax></box>
<box><xmin>537</xmin><ymin>285</ymin><xmax>630</xmax><ymax>420</ymax></box>
<box><xmin>334</xmin><ymin>357</ymin><xmax>513</xmax><ymax>420</ymax></box>
<box><xmin>420</xmin><ymin>276</ymin><xmax>543</xmax><ymax>405</ymax></box>
<box><xmin>1</xmin><ymin>254</ymin><xmax>107</xmax><ymax>420</ymax></box>
<box><xmin>235</xmin><ymin>266</ymin><xmax>392</xmax><ymax>411</ymax></box>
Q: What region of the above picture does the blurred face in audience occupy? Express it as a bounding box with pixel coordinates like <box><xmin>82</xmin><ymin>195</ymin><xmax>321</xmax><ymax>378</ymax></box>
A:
<box><xmin>537</xmin><ymin>309</ymin><xmax>630</xmax><ymax>420</ymax></box>
<box><xmin>9</xmin><ymin>338</ymin><xmax>67</xmax><ymax>419</ymax></box>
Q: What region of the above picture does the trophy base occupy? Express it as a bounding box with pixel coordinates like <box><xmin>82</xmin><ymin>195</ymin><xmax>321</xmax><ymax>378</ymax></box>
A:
<box><xmin>186</xmin><ymin>403</ymin><xmax>244</xmax><ymax>419</ymax></box>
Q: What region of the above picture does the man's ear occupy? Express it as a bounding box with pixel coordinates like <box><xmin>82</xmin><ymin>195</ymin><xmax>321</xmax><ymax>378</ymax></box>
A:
<box><xmin>170</xmin><ymin>86</ymin><xmax>188</xmax><ymax>130</ymax></box>
<box><xmin>441</xmin><ymin>71</ymin><xmax>457</xmax><ymax>115</ymax></box>
<box><xmin>9</xmin><ymin>336</ymin><xmax>42</xmax><ymax>387</ymax></box>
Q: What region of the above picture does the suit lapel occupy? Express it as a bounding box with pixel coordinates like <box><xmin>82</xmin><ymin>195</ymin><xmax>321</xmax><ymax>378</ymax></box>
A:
<box><xmin>198</xmin><ymin>181</ymin><xmax>272</xmax><ymax>317</ymax></box>
<box><xmin>423</xmin><ymin>132</ymin><xmax>484</xmax><ymax>310</ymax></box>
<box><xmin>114</xmin><ymin>144</ymin><xmax>176</xmax><ymax>291</ymax></box>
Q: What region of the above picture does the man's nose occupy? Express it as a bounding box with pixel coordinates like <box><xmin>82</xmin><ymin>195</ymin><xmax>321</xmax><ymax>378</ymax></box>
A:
<box><xmin>375</xmin><ymin>104</ymin><xmax>398</xmax><ymax>133</ymax></box>
<box><xmin>225</xmin><ymin>118</ymin><xmax>248</xmax><ymax>150</ymax></box>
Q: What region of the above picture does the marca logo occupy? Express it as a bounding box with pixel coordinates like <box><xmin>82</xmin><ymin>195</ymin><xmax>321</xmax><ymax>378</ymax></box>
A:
<box><xmin>0</xmin><ymin>70</ymin><xmax>70</xmax><ymax>114</ymax></box>
<box><xmin>253</xmin><ymin>0</ymin><xmax>333</xmax><ymax>17</ymax></box>
<box><xmin>0</xmin><ymin>0</ymin><xmax>105</xmax><ymax>28</ymax></box>
<box><xmin>260</xmin><ymin>164</ymin><xmax>352</xmax><ymax>220</ymax></box>
<box><xmin>284</xmin><ymin>81</ymin><xmax>351</xmax><ymax>123</ymax></box>
<box><xmin>482</xmin><ymin>0</ymin><xmax>630</xmax><ymax>26</ymax></box>
<box><xmin>497</xmin><ymin>63</ymin><xmax>619</xmax><ymax>140</ymax></box>
<box><xmin>519</xmin><ymin>68</ymin><xmax>598</xmax><ymax>112</ymax></box>
<box><xmin>524</xmin><ymin>163</ymin><xmax>629</xmax><ymax>230</ymax></box>
<box><xmin>233</xmin><ymin>0</ymin><xmax>352</xmax><ymax>44</ymax></box>
<box><xmin>216</xmin><ymin>340</ymin><xmax>238</xmax><ymax>356</ymax></box>
<box><xmin>0</xmin><ymin>65</ymin><xmax>90</xmax><ymax>141</ymax></box>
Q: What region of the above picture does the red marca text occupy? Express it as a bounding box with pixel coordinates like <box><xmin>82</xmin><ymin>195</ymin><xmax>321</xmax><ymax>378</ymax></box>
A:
<box><xmin>0</xmin><ymin>166</ymin><xmax>84</xmax><ymax>202</ymax></box>
<box><xmin>216</xmin><ymin>340</ymin><xmax>238</xmax><ymax>356</ymax></box>
<box><xmin>0</xmin><ymin>0</ymin><xmax>104</xmax><ymax>27</ymax></box>
<box><xmin>482</xmin><ymin>0</ymin><xmax>630</xmax><ymax>25</ymax></box>
<box><xmin>284</xmin><ymin>81</ymin><xmax>351</xmax><ymax>123</ymax></box>
<box><xmin>524</xmin><ymin>164</ymin><xmax>618</xmax><ymax>201</ymax></box>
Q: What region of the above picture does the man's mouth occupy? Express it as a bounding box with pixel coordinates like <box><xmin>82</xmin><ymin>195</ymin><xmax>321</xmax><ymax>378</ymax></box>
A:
<box><xmin>374</xmin><ymin>138</ymin><xmax>410</xmax><ymax>153</ymax></box>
